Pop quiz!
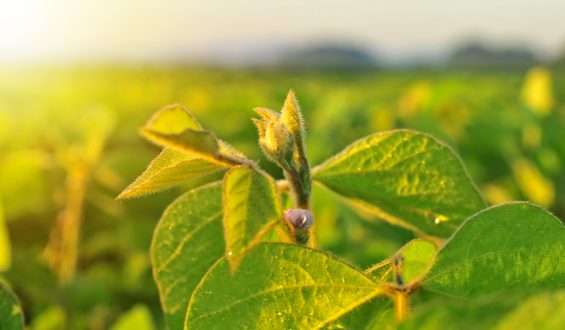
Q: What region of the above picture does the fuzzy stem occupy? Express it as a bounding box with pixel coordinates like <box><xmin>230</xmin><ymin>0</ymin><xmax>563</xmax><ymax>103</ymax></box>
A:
<box><xmin>394</xmin><ymin>291</ymin><xmax>410</xmax><ymax>322</ymax></box>
<box><xmin>283</xmin><ymin>134</ymin><xmax>317</xmax><ymax>247</ymax></box>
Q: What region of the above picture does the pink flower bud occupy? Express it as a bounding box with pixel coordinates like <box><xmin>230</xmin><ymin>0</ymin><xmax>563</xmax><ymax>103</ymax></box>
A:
<box><xmin>284</xmin><ymin>209</ymin><xmax>314</xmax><ymax>229</ymax></box>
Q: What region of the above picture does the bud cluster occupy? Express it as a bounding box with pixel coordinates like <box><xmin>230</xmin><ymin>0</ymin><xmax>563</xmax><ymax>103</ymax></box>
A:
<box><xmin>252</xmin><ymin>108</ymin><xmax>295</xmax><ymax>170</ymax></box>
<box><xmin>253</xmin><ymin>90</ymin><xmax>314</xmax><ymax>245</ymax></box>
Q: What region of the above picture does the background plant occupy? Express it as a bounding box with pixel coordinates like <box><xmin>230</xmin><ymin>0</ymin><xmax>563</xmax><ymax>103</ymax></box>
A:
<box><xmin>1</xmin><ymin>67</ymin><xmax>564</xmax><ymax>329</ymax></box>
<box><xmin>113</xmin><ymin>90</ymin><xmax>564</xmax><ymax>329</ymax></box>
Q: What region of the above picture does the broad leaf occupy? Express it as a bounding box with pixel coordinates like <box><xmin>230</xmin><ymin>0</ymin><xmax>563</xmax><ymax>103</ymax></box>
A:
<box><xmin>117</xmin><ymin>148</ymin><xmax>225</xmax><ymax>200</ymax></box>
<box><xmin>140</xmin><ymin>103</ymin><xmax>249</xmax><ymax>167</ymax></box>
<box><xmin>152</xmin><ymin>183</ymin><xmax>225</xmax><ymax>330</ymax></box>
<box><xmin>223</xmin><ymin>167</ymin><xmax>280</xmax><ymax>270</ymax></box>
<box><xmin>312</xmin><ymin>130</ymin><xmax>485</xmax><ymax>237</ymax></box>
<box><xmin>366</xmin><ymin>239</ymin><xmax>436</xmax><ymax>286</ymax></box>
<box><xmin>423</xmin><ymin>202</ymin><xmax>565</xmax><ymax>299</ymax></box>
<box><xmin>141</xmin><ymin>128</ymin><xmax>220</xmax><ymax>159</ymax></box>
<box><xmin>321</xmin><ymin>296</ymin><xmax>393</xmax><ymax>330</ymax></box>
<box><xmin>144</xmin><ymin>104</ymin><xmax>204</xmax><ymax>134</ymax></box>
<box><xmin>397</xmin><ymin>239</ymin><xmax>437</xmax><ymax>285</ymax></box>
<box><xmin>0</xmin><ymin>284</ymin><xmax>24</xmax><ymax>330</ymax></box>
<box><xmin>185</xmin><ymin>243</ymin><xmax>383</xmax><ymax>329</ymax></box>
<box><xmin>400</xmin><ymin>291</ymin><xmax>565</xmax><ymax>330</ymax></box>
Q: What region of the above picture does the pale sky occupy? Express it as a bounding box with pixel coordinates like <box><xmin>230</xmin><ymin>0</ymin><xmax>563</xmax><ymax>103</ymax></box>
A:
<box><xmin>1</xmin><ymin>0</ymin><xmax>564</xmax><ymax>63</ymax></box>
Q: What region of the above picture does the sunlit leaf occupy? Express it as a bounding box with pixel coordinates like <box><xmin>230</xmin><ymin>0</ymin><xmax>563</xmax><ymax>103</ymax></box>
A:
<box><xmin>400</xmin><ymin>291</ymin><xmax>565</xmax><ymax>330</ymax></box>
<box><xmin>321</xmin><ymin>296</ymin><xmax>393</xmax><ymax>330</ymax></box>
<box><xmin>185</xmin><ymin>243</ymin><xmax>384</xmax><ymax>329</ymax></box>
<box><xmin>313</xmin><ymin>130</ymin><xmax>485</xmax><ymax>237</ymax></box>
<box><xmin>110</xmin><ymin>304</ymin><xmax>155</xmax><ymax>330</ymax></box>
<box><xmin>117</xmin><ymin>148</ymin><xmax>225</xmax><ymax>200</ymax></box>
<box><xmin>152</xmin><ymin>183</ymin><xmax>225</xmax><ymax>330</ymax></box>
<box><xmin>0</xmin><ymin>284</ymin><xmax>24</xmax><ymax>330</ymax></box>
<box><xmin>395</xmin><ymin>239</ymin><xmax>436</xmax><ymax>285</ymax></box>
<box><xmin>423</xmin><ymin>202</ymin><xmax>565</xmax><ymax>299</ymax></box>
<box><xmin>140</xmin><ymin>104</ymin><xmax>249</xmax><ymax>167</ymax></box>
<box><xmin>144</xmin><ymin>104</ymin><xmax>203</xmax><ymax>134</ymax></box>
<box><xmin>140</xmin><ymin>128</ymin><xmax>219</xmax><ymax>159</ymax></box>
<box><xmin>140</xmin><ymin>103</ymin><xmax>219</xmax><ymax>161</ymax></box>
<box><xmin>366</xmin><ymin>239</ymin><xmax>436</xmax><ymax>287</ymax></box>
<box><xmin>223</xmin><ymin>167</ymin><xmax>281</xmax><ymax>270</ymax></box>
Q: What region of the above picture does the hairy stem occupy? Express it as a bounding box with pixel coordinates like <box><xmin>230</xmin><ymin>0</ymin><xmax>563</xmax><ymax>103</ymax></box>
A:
<box><xmin>283</xmin><ymin>135</ymin><xmax>318</xmax><ymax>248</ymax></box>
<box><xmin>394</xmin><ymin>292</ymin><xmax>410</xmax><ymax>322</ymax></box>
<box><xmin>43</xmin><ymin>164</ymin><xmax>89</xmax><ymax>282</ymax></box>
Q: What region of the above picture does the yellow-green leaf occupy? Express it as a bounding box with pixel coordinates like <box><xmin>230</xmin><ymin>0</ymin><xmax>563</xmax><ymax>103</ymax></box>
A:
<box><xmin>144</xmin><ymin>104</ymin><xmax>203</xmax><ymax>134</ymax></box>
<box><xmin>223</xmin><ymin>167</ymin><xmax>280</xmax><ymax>270</ymax></box>
<box><xmin>140</xmin><ymin>128</ymin><xmax>219</xmax><ymax>159</ymax></box>
<box><xmin>366</xmin><ymin>239</ymin><xmax>436</xmax><ymax>286</ymax></box>
<box><xmin>117</xmin><ymin>148</ymin><xmax>225</xmax><ymax>200</ymax></box>
<box><xmin>0</xmin><ymin>284</ymin><xmax>23</xmax><ymax>330</ymax></box>
<box><xmin>313</xmin><ymin>130</ymin><xmax>485</xmax><ymax>237</ymax></box>
<box><xmin>152</xmin><ymin>183</ymin><xmax>225</xmax><ymax>330</ymax></box>
<box><xmin>185</xmin><ymin>243</ymin><xmax>383</xmax><ymax>330</ymax></box>
<box><xmin>400</xmin><ymin>291</ymin><xmax>565</xmax><ymax>330</ymax></box>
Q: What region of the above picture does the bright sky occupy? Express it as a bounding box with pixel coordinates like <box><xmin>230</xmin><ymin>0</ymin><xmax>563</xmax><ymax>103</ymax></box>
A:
<box><xmin>1</xmin><ymin>0</ymin><xmax>564</xmax><ymax>63</ymax></box>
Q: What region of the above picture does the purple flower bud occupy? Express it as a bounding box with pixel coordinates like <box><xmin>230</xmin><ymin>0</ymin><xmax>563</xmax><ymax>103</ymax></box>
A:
<box><xmin>284</xmin><ymin>209</ymin><xmax>314</xmax><ymax>229</ymax></box>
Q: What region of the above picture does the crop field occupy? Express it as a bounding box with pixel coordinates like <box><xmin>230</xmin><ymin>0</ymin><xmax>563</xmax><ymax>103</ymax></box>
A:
<box><xmin>0</xmin><ymin>66</ymin><xmax>564</xmax><ymax>328</ymax></box>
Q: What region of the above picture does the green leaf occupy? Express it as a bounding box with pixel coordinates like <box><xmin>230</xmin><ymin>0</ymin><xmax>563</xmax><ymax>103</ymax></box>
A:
<box><xmin>140</xmin><ymin>128</ymin><xmax>220</xmax><ymax>159</ymax></box>
<box><xmin>397</xmin><ymin>239</ymin><xmax>437</xmax><ymax>285</ymax></box>
<box><xmin>321</xmin><ymin>296</ymin><xmax>393</xmax><ymax>330</ymax></box>
<box><xmin>366</xmin><ymin>239</ymin><xmax>436</xmax><ymax>286</ymax></box>
<box><xmin>495</xmin><ymin>291</ymin><xmax>565</xmax><ymax>329</ymax></box>
<box><xmin>152</xmin><ymin>183</ymin><xmax>225</xmax><ymax>330</ymax></box>
<box><xmin>185</xmin><ymin>243</ymin><xmax>383</xmax><ymax>329</ymax></box>
<box><xmin>110</xmin><ymin>304</ymin><xmax>155</xmax><ymax>330</ymax></box>
<box><xmin>399</xmin><ymin>291</ymin><xmax>565</xmax><ymax>330</ymax></box>
<box><xmin>140</xmin><ymin>103</ymin><xmax>219</xmax><ymax>162</ymax></box>
<box><xmin>116</xmin><ymin>148</ymin><xmax>226</xmax><ymax>200</ymax></box>
<box><xmin>0</xmin><ymin>284</ymin><xmax>24</xmax><ymax>330</ymax></box>
<box><xmin>423</xmin><ymin>202</ymin><xmax>565</xmax><ymax>299</ymax></box>
<box><xmin>365</xmin><ymin>259</ymin><xmax>392</xmax><ymax>283</ymax></box>
<box><xmin>312</xmin><ymin>130</ymin><xmax>485</xmax><ymax>237</ymax></box>
<box><xmin>223</xmin><ymin>167</ymin><xmax>281</xmax><ymax>270</ymax></box>
<box><xmin>140</xmin><ymin>105</ymin><xmax>248</xmax><ymax>167</ymax></box>
<box><xmin>144</xmin><ymin>104</ymin><xmax>204</xmax><ymax>134</ymax></box>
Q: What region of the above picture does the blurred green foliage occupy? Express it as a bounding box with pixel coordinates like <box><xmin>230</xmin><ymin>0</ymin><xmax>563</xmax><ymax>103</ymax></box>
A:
<box><xmin>0</xmin><ymin>66</ymin><xmax>564</xmax><ymax>328</ymax></box>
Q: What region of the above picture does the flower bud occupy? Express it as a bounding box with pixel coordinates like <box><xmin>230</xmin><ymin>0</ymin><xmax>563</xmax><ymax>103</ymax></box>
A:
<box><xmin>284</xmin><ymin>209</ymin><xmax>314</xmax><ymax>229</ymax></box>
<box><xmin>253</xmin><ymin>109</ymin><xmax>294</xmax><ymax>169</ymax></box>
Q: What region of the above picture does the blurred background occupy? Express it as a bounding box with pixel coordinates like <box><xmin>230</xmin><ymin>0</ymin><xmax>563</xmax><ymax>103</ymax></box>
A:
<box><xmin>1</xmin><ymin>0</ymin><xmax>564</xmax><ymax>328</ymax></box>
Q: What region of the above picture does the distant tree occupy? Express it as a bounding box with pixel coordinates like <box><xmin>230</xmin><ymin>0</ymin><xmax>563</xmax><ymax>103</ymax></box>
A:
<box><xmin>552</xmin><ymin>48</ymin><xmax>565</xmax><ymax>70</ymax></box>
<box><xmin>448</xmin><ymin>41</ymin><xmax>538</xmax><ymax>69</ymax></box>
<box><xmin>277</xmin><ymin>43</ymin><xmax>378</xmax><ymax>70</ymax></box>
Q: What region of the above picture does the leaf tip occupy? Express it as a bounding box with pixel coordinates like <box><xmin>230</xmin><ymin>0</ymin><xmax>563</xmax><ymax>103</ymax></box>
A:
<box><xmin>226</xmin><ymin>251</ymin><xmax>242</xmax><ymax>272</ymax></box>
